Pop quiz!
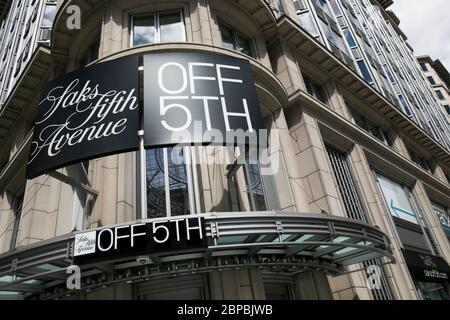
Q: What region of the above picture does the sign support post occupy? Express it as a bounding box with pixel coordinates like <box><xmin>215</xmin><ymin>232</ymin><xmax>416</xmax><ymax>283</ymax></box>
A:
<box><xmin>138</xmin><ymin>130</ymin><xmax>147</xmax><ymax>219</ymax></box>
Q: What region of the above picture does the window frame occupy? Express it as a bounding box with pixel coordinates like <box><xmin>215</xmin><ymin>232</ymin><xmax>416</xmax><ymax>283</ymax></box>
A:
<box><xmin>130</xmin><ymin>10</ymin><xmax>186</xmax><ymax>48</ymax></box>
<box><xmin>217</xmin><ymin>19</ymin><xmax>255</xmax><ymax>58</ymax></box>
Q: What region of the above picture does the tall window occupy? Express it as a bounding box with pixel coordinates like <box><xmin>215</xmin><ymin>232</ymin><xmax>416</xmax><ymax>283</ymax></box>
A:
<box><xmin>326</xmin><ymin>146</ymin><xmax>394</xmax><ymax>300</ymax></box>
<box><xmin>444</xmin><ymin>105</ymin><xmax>450</xmax><ymax>116</ymax></box>
<box><xmin>435</xmin><ymin>90</ymin><xmax>445</xmax><ymax>100</ymax></box>
<box><xmin>243</xmin><ymin>162</ymin><xmax>267</xmax><ymax>212</ymax></box>
<box><xmin>407</xmin><ymin>148</ymin><xmax>435</xmax><ymax>174</ymax></box>
<box><xmin>218</xmin><ymin>21</ymin><xmax>254</xmax><ymax>58</ymax></box>
<box><xmin>432</xmin><ymin>202</ymin><xmax>450</xmax><ymax>237</ymax></box>
<box><xmin>356</xmin><ymin>59</ymin><xmax>373</xmax><ymax>83</ymax></box>
<box><xmin>39</xmin><ymin>1</ymin><xmax>56</xmax><ymax>42</ymax></box>
<box><xmin>376</xmin><ymin>174</ymin><xmax>419</xmax><ymax>225</ymax></box>
<box><xmin>146</xmin><ymin>148</ymin><xmax>191</xmax><ymax>218</ymax></box>
<box><xmin>304</xmin><ymin>76</ymin><xmax>328</xmax><ymax>104</ymax></box>
<box><xmin>420</xmin><ymin>63</ymin><xmax>428</xmax><ymax>72</ymax></box>
<box><xmin>132</xmin><ymin>11</ymin><xmax>185</xmax><ymax>47</ymax></box>
<box><xmin>145</xmin><ymin>146</ymin><xmax>274</xmax><ymax>217</ymax></box>
<box><xmin>427</xmin><ymin>76</ymin><xmax>436</xmax><ymax>85</ymax></box>
<box><xmin>348</xmin><ymin>105</ymin><xmax>392</xmax><ymax>146</ymax></box>
<box><xmin>10</xmin><ymin>194</ymin><xmax>24</xmax><ymax>250</ymax></box>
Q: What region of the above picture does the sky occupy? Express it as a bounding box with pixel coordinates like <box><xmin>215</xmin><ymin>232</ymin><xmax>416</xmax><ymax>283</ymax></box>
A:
<box><xmin>391</xmin><ymin>0</ymin><xmax>450</xmax><ymax>69</ymax></box>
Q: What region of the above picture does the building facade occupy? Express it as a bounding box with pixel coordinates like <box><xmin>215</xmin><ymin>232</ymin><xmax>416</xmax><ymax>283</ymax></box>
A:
<box><xmin>0</xmin><ymin>0</ymin><xmax>450</xmax><ymax>300</ymax></box>
<box><xmin>417</xmin><ymin>55</ymin><xmax>450</xmax><ymax>121</ymax></box>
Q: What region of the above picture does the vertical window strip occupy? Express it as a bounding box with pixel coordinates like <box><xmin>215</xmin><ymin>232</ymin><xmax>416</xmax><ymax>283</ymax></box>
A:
<box><xmin>326</xmin><ymin>146</ymin><xmax>394</xmax><ymax>300</ymax></box>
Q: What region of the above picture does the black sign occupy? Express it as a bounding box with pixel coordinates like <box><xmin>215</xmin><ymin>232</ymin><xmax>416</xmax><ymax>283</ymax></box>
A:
<box><xmin>143</xmin><ymin>52</ymin><xmax>265</xmax><ymax>148</ymax></box>
<box><xmin>402</xmin><ymin>249</ymin><xmax>450</xmax><ymax>282</ymax></box>
<box><xmin>73</xmin><ymin>216</ymin><xmax>207</xmax><ymax>264</ymax></box>
<box><xmin>26</xmin><ymin>56</ymin><xmax>140</xmax><ymax>179</ymax></box>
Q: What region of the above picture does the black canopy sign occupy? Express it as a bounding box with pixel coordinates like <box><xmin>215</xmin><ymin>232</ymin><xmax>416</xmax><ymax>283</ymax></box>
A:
<box><xmin>143</xmin><ymin>52</ymin><xmax>265</xmax><ymax>148</ymax></box>
<box><xmin>26</xmin><ymin>56</ymin><xmax>140</xmax><ymax>179</ymax></box>
<box><xmin>402</xmin><ymin>249</ymin><xmax>450</xmax><ymax>282</ymax></box>
<box><xmin>73</xmin><ymin>216</ymin><xmax>207</xmax><ymax>264</ymax></box>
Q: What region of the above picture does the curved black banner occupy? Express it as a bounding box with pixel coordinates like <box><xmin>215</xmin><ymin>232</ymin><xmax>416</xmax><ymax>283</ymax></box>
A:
<box><xmin>143</xmin><ymin>52</ymin><xmax>265</xmax><ymax>148</ymax></box>
<box><xmin>26</xmin><ymin>56</ymin><xmax>140</xmax><ymax>179</ymax></box>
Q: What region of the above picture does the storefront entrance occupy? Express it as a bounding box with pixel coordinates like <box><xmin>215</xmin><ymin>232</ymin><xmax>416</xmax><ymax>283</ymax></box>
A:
<box><xmin>416</xmin><ymin>281</ymin><xmax>449</xmax><ymax>300</ymax></box>
<box><xmin>402</xmin><ymin>249</ymin><xmax>450</xmax><ymax>300</ymax></box>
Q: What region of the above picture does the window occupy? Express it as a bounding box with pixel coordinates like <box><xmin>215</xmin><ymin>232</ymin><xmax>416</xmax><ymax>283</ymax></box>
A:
<box><xmin>41</xmin><ymin>2</ymin><xmax>56</xmax><ymax>27</ymax></box>
<box><xmin>304</xmin><ymin>76</ymin><xmax>327</xmax><ymax>104</ymax></box>
<box><xmin>348</xmin><ymin>106</ymin><xmax>392</xmax><ymax>146</ymax></box>
<box><xmin>218</xmin><ymin>22</ymin><xmax>253</xmax><ymax>57</ymax></box>
<box><xmin>146</xmin><ymin>147</ymin><xmax>192</xmax><ymax>218</ymax></box>
<box><xmin>145</xmin><ymin>146</ymin><xmax>275</xmax><ymax>217</ymax></box>
<box><xmin>376</xmin><ymin>174</ymin><xmax>419</xmax><ymax>225</ymax></box>
<box><xmin>243</xmin><ymin>161</ymin><xmax>267</xmax><ymax>212</ymax></box>
<box><xmin>326</xmin><ymin>147</ymin><xmax>394</xmax><ymax>300</ymax></box>
<box><xmin>159</xmin><ymin>11</ymin><xmax>185</xmax><ymax>43</ymax></box>
<box><xmin>343</xmin><ymin>28</ymin><xmax>356</xmax><ymax>48</ymax></box>
<box><xmin>356</xmin><ymin>60</ymin><xmax>373</xmax><ymax>83</ymax></box>
<box><xmin>444</xmin><ymin>105</ymin><xmax>450</xmax><ymax>116</ymax></box>
<box><xmin>427</xmin><ymin>76</ymin><xmax>436</xmax><ymax>85</ymax></box>
<box><xmin>298</xmin><ymin>11</ymin><xmax>320</xmax><ymax>38</ymax></box>
<box><xmin>132</xmin><ymin>11</ymin><xmax>185</xmax><ymax>47</ymax></box>
<box><xmin>38</xmin><ymin>2</ymin><xmax>57</xmax><ymax>42</ymax></box>
<box><xmin>407</xmin><ymin>148</ymin><xmax>435</xmax><ymax>174</ymax></box>
<box><xmin>398</xmin><ymin>94</ymin><xmax>413</xmax><ymax>117</ymax></box>
<box><xmin>432</xmin><ymin>202</ymin><xmax>450</xmax><ymax>236</ymax></box>
<box><xmin>420</xmin><ymin>63</ymin><xmax>428</xmax><ymax>72</ymax></box>
<box><xmin>133</xmin><ymin>16</ymin><xmax>155</xmax><ymax>46</ymax></box>
<box><xmin>10</xmin><ymin>194</ymin><xmax>24</xmax><ymax>250</ymax></box>
<box><xmin>435</xmin><ymin>90</ymin><xmax>445</xmax><ymax>100</ymax></box>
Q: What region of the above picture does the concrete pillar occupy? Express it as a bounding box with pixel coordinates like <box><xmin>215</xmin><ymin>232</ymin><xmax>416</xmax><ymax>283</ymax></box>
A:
<box><xmin>272</xmin><ymin>109</ymin><xmax>310</xmax><ymax>212</ymax></box>
<box><xmin>0</xmin><ymin>192</ymin><xmax>13</xmax><ymax>253</ymax></box>
<box><xmin>268</xmin><ymin>39</ymin><xmax>305</xmax><ymax>95</ymax></box>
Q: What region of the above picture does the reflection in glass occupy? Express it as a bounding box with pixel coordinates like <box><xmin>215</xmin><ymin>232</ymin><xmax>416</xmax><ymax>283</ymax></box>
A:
<box><xmin>219</xmin><ymin>23</ymin><xmax>236</xmax><ymax>51</ymax></box>
<box><xmin>244</xmin><ymin>162</ymin><xmax>267</xmax><ymax>211</ymax></box>
<box><xmin>167</xmin><ymin>147</ymin><xmax>190</xmax><ymax>216</ymax></box>
<box><xmin>133</xmin><ymin>15</ymin><xmax>155</xmax><ymax>46</ymax></box>
<box><xmin>160</xmin><ymin>12</ymin><xmax>184</xmax><ymax>42</ymax></box>
<box><xmin>377</xmin><ymin>174</ymin><xmax>418</xmax><ymax>225</ymax></box>
<box><xmin>146</xmin><ymin>148</ymin><xmax>191</xmax><ymax>218</ymax></box>
<box><xmin>298</xmin><ymin>12</ymin><xmax>319</xmax><ymax>37</ymax></box>
<box><xmin>218</xmin><ymin>22</ymin><xmax>253</xmax><ymax>57</ymax></box>
<box><xmin>236</xmin><ymin>34</ymin><xmax>252</xmax><ymax>56</ymax></box>
<box><xmin>42</xmin><ymin>4</ymin><xmax>56</xmax><ymax>27</ymax></box>
<box><xmin>146</xmin><ymin>149</ymin><xmax>166</xmax><ymax>218</ymax></box>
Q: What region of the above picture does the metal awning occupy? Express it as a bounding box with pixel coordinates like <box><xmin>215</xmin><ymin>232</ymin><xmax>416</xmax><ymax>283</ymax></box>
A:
<box><xmin>0</xmin><ymin>212</ymin><xmax>395</xmax><ymax>300</ymax></box>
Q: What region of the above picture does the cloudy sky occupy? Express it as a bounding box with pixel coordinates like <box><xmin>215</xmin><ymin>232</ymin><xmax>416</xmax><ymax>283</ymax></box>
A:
<box><xmin>391</xmin><ymin>0</ymin><xmax>450</xmax><ymax>69</ymax></box>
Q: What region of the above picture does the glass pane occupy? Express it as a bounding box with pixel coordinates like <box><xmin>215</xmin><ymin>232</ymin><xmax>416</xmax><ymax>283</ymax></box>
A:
<box><xmin>244</xmin><ymin>162</ymin><xmax>267</xmax><ymax>211</ymax></box>
<box><xmin>167</xmin><ymin>147</ymin><xmax>190</xmax><ymax>216</ymax></box>
<box><xmin>146</xmin><ymin>149</ymin><xmax>167</xmax><ymax>218</ymax></box>
<box><xmin>42</xmin><ymin>4</ymin><xmax>56</xmax><ymax>27</ymax></box>
<box><xmin>236</xmin><ymin>33</ymin><xmax>252</xmax><ymax>57</ymax></box>
<box><xmin>298</xmin><ymin>12</ymin><xmax>319</xmax><ymax>37</ymax></box>
<box><xmin>133</xmin><ymin>15</ymin><xmax>155</xmax><ymax>46</ymax></box>
<box><xmin>219</xmin><ymin>23</ymin><xmax>236</xmax><ymax>50</ymax></box>
<box><xmin>357</xmin><ymin>60</ymin><xmax>373</xmax><ymax>83</ymax></box>
<box><xmin>159</xmin><ymin>12</ymin><xmax>184</xmax><ymax>42</ymax></box>
<box><xmin>343</xmin><ymin>28</ymin><xmax>357</xmax><ymax>48</ymax></box>
<box><xmin>377</xmin><ymin>174</ymin><xmax>418</xmax><ymax>224</ymax></box>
